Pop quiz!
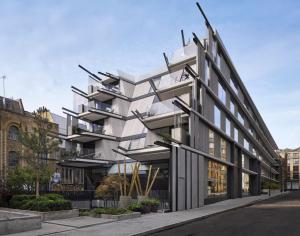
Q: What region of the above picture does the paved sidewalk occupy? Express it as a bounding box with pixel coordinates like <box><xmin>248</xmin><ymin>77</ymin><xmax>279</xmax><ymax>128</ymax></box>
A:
<box><xmin>10</xmin><ymin>191</ymin><xmax>287</xmax><ymax>236</ymax></box>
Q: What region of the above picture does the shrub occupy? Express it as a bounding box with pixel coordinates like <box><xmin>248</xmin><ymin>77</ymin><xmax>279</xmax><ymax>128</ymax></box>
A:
<box><xmin>43</xmin><ymin>193</ymin><xmax>64</xmax><ymax>200</ymax></box>
<box><xmin>128</xmin><ymin>203</ymin><xmax>142</xmax><ymax>212</ymax></box>
<box><xmin>95</xmin><ymin>175</ymin><xmax>128</xmax><ymax>199</ymax></box>
<box><xmin>148</xmin><ymin>198</ymin><xmax>160</xmax><ymax>207</ymax></box>
<box><xmin>9</xmin><ymin>194</ymin><xmax>72</xmax><ymax>212</ymax></box>
<box><xmin>9</xmin><ymin>195</ymin><xmax>35</xmax><ymax>209</ymax></box>
<box><xmin>92</xmin><ymin>208</ymin><xmax>130</xmax><ymax>215</ymax></box>
<box><xmin>261</xmin><ymin>181</ymin><xmax>280</xmax><ymax>190</ymax></box>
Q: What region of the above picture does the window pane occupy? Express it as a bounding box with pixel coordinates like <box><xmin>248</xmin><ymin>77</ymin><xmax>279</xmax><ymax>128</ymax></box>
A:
<box><xmin>225</xmin><ymin>118</ymin><xmax>231</xmax><ymax>137</ymax></box>
<box><xmin>208</xmin><ymin>161</ymin><xmax>227</xmax><ymax>196</ymax></box>
<box><xmin>218</xmin><ymin>82</ymin><xmax>226</xmax><ymax>104</ymax></box>
<box><xmin>214</xmin><ymin>106</ymin><xmax>221</xmax><ymax>129</ymax></box>
<box><xmin>234</xmin><ymin>128</ymin><xmax>239</xmax><ymax>142</ymax></box>
<box><xmin>221</xmin><ymin>138</ymin><xmax>227</xmax><ymax>161</ymax></box>
<box><xmin>209</xmin><ymin>129</ymin><xmax>215</xmax><ymax>156</ymax></box>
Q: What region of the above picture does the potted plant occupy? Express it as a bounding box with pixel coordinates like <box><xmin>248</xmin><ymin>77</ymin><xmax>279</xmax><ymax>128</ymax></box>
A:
<box><xmin>149</xmin><ymin>198</ymin><xmax>160</xmax><ymax>212</ymax></box>
<box><xmin>140</xmin><ymin>199</ymin><xmax>152</xmax><ymax>214</ymax></box>
<box><xmin>128</xmin><ymin>202</ymin><xmax>143</xmax><ymax>212</ymax></box>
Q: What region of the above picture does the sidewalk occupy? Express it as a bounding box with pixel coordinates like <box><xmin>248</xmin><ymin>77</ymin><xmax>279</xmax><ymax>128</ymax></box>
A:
<box><xmin>11</xmin><ymin>191</ymin><xmax>287</xmax><ymax>236</ymax></box>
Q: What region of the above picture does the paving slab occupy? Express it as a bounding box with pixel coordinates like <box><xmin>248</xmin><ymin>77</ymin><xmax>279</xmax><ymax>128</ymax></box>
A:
<box><xmin>8</xmin><ymin>223</ymin><xmax>74</xmax><ymax>236</ymax></box>
<box><xmin>9</xmin><ymin>191</ymin><xmax>287</xmax><ymax>236</ymax></box>
<box><xmin>48</xmin><ymin>192</ymin><xmax>286</xmax><ymax>236</ymax></box>
<box><xmin>45</xmin><ymin>216</ymin><xmax>115</xmax><ymax>228</ymax></box>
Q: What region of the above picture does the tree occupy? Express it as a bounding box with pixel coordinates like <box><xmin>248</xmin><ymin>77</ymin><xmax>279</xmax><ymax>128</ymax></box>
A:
<box><xmin>6</xmin><ymin>166</ymin><xmax>52</xmax><ymax>194</ymax></box>
<box><xmin>19</xmin><ymin>107</ymin><xmax>60</xmax><ymax>198</ymax></box>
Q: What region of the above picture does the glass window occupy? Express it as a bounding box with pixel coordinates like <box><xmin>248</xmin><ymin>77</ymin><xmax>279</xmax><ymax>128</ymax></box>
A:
<box><xmin>242</xmin><ymin>154</ymin><xmax>245</xmax><ymax>168</ymax></box>
<box><xmin>242</xmin><ymin>173</ymin><xmax>249</xmax><ymax>195</ymax></box>
<box><xmin>208</xmin><ymin>161</ymin><xmax>227</xmax><ymax>196</ymax></box>
<box><xmin>221</xmin><ymin>138</ymin><xmax>227</xmax><ymax>161</ymax></box>
<box><xmin>212</xmin><ymin>40</ymin><xmax>217</xmax><ymax>59</ymax></box>
<box><xmin>238</xmin><ymin>112</ymin><xmax>245</xmax><ymax>125</ymax></box>
<box><xmin>218</xmin><ymin>82</ymin><xmax>226</xmax><ymax>105</ymax></box>
<box><xmin>253</xmin><ymin>148</ymin><xmax>257</xmax><ymax>157</ymax></box>
<box><xmin>204</xmin><ymin>59</ymin><xmax>210</xmax><ymax>86</ymax></box>
<box><xmin>234</xmin><ymin>128</ymin><xmax>239</xmax><ymax>143</ymax></box>
<box><xmin>216</xmin><ymin>53</ymin><xmax>221</xmax><ymax>69</ymax></box>
<box><xmin>225</xmin><ymin>118</ymin><xmax>231</xmax><ymax>137</ymax></box>
<box><xmin>209</xmin><ymin>129</ymin><xmax>215</xmax><ymax>156</ymax></box>
<box><xmin>244</xmin><ymin>139</ymin><xmax>249</xmax><ymax>151</ymax></box>
<box><xmin>230</xmin><ymin>77</ymin><xmax>238</xmax><ymax>94</ymax></box>
<box><xmin>214</xmin><ymin>106</ymin><xmax>221</xmax><ymax>129</ymax></box>
<box><xmin>8</xmin><ymin>125</ymin><xmax>19</xmax><ymax>140</ymax></box>
<box><xmin>8</xmin><ymin>151</ymin><xmax>19</xmax><ymax>168</ymax></box>
<box><xmin>230</xmin><ymin>100</ymin><xmax>235</xmax><ymax>114</ymax></box>
<box><xmin>293</xmin><ymin>159</ymin><xmax>299</xmax><ymax>165</ymax></box>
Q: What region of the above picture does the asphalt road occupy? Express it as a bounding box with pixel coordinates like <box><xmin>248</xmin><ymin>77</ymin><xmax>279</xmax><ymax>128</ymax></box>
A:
<box><xmin>152</xmin><ymin>191</ymin><xmax>300</xmax><ymax>236</ymax></box>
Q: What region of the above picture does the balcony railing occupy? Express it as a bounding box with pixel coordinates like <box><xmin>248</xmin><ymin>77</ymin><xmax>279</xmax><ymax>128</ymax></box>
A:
<box><xmin>147</xmin><ymin>99</ymin><xmax>181</xmax><ymax>117</ymax></box>
<box><xmin>157</xmin><ymin>69</ymin><xmax>191</xmax><ymax>90</ymax></box>
<box><xmin>95</xmin><ymin>83</ymin><xmax>120</xmax><ymax>93</ymax></box>
<box><xmin>79</xmin><ymin>102</ymin><xmax>113</xmax><ymax>113</ymax></box>
<box><xmin>74</xmin><ymin>124</ymin><xmax>104</xmax><ymax>134</ymax></box>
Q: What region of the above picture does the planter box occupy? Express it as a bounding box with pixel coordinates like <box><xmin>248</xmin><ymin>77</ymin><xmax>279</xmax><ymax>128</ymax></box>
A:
<box><xmin>0</xmin><ymin>208</ymin><xmax>79</xmax><ymax>221</ymax></box>
<box><xmin>101</xmin><ymin>212</ymin><xmax>141</xmax><ymax>220</ymax></box>
<box><xmin>0</xmin><ymin>209</ymin><xmax>41</xmax><ymax>235</ymax></box>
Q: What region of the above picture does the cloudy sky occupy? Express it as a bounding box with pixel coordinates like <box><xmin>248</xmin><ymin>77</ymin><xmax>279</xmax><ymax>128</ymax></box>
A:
<box><xmin>0</xmin><ymin>0</ymin><xmax>299</xmax><ymax>148</ymax></box>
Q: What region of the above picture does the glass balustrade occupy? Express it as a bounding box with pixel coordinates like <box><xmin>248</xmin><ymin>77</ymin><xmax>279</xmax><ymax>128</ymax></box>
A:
<box><xmin>157</xmin><ymin>70</ymin><xmax>191</xmax><ymax>90</ymax></box>
<box><xmin>147</xmin><ymin>99</ymin><xmax>181</xmax><ymax>117</ymax></box>
<box><xmin>78</xmin><ymin>102</ymin><xmax>113</xmax><ymax>113</ymax></box>
<box><xmin>75</xmin><ymin>123</ymin><xmax>104</xmax><ymax>134</ymax></box>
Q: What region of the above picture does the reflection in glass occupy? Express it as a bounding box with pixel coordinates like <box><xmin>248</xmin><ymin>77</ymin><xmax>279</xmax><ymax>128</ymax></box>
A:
<box><xmin>242</xmin><ymin>173</ymin><xmax>249</xmax><ymax>195</ymax></box>
<box><xmin>208</xmin><ymin>161</ymin><xmax>227</xmax><ymax>196</ymax></box>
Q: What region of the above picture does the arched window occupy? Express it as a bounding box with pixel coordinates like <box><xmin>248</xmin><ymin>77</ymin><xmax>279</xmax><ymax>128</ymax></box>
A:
<box><xmin>8</xmin><ymin>151</ymin><xmax>19</xmax><ymax>168</ymax></box>
<box><xmin>8</xmin><ymin>125</ymin><xmax>19</xmax><ymax>140</ymax></box>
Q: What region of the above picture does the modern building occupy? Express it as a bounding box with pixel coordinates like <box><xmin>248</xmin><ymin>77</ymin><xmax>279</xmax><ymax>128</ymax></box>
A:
<box><xmin>277</xmin><ymin>147</ymin><xmax>300</xmax><ymax>190</ymax></box>
<box><xmin>61</xmin><ymin>3</ymin><xmax>281</xmax><ymax>211</ymax></box>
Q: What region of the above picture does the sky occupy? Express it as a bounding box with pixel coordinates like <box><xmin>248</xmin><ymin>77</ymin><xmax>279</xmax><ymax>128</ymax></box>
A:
<box><xmin>0</xmin><ymin>0</ymin><xmax>299</xmax><ymax>149</ymax></box>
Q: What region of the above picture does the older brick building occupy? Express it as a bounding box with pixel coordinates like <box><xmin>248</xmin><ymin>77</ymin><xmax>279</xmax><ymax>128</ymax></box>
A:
<box><xmin>0</xmin><ymin>96</ymin><xmax>59</xmax><ymax>180</ymax></box>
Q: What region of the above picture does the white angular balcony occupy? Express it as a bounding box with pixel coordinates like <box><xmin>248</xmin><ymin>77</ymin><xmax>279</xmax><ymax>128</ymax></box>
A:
<box><xmin>143</xmin><ymin>99</ymin><xmax>188</xmax><ymax>129</ymax></box>
<box><xmin>155</xmin><ymin>69</ymin><xmax>193</xmax><ymax>101</ymax></box>
<box><xmin>77</xmin><ymin>102</ymin><xmax>123</xmax><ymax>122</ymax></box>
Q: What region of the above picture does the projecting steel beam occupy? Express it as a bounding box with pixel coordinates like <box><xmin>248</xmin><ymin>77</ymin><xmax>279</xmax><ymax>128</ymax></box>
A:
<box><xmin>181</xmin><ymin>29</ymin><xmax>186</xmax><ymax>47</ymax></box>
<box><xmin>78</xmin><ymin>65</ymin><xmax>102</xmax><ymax>81</ymax></box>
<box><xmin>196</xmin><ymin>2</ymin><xmax>213</xmax><ymax>30</ymax></box>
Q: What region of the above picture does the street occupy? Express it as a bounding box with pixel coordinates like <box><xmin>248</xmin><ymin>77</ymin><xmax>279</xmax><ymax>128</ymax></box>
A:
<box><xmin>152</xmin><ymin>191</ymin><xmax>300</xmax><ymax>236</ymax></box>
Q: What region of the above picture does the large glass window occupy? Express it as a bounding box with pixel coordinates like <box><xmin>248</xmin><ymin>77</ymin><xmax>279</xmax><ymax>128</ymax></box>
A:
<box><xmin>214</xmin><ymin>106</ymin><xmax>221</xmax><ymax>129</ymax></box>
<box><xmin>225</xmin><ymin>118</ymin><xmax>231</xmax><ymax>137</ymax></box>
<box><xmin>234</xmin><ymin>128</ymin><xmax>239</xmax><ymax>143</ymax></box>
<box><xmin>237</xmin><ymin>111</ymin><xmax>245</xmax><ymax>125</ymax></box>
<box><xmin>230</xmin><ymin>99</ymin><xmax>235</xmax><ymax>114</ymax></box>
<box><xmin>218</xmin><ymin>82</ymin><xmax>226</xmax><ymax>105</ymax></box>
<box><xmin>209</xmin><ymin>129</ymin><xmax>215</xmax><ymax>156</ymax></box>
<box><xmin>8</xmin><ymin>125</ymin><xmax>19</xmax><ymax>140</ymax></box>
<box><xmin>8</xmin><ymin>151</ymin><xmax>19</xmax><ymax>168</ymax></box>
<box><xmin>244</xmin><ymin>139</ymin><xmax>249</xmax><ymax>151</ymax></box>
<box><xmin>230</xmin><ymin>77</ymin><xmax>238</xmax><ymax>94</ymax></box>
<box><xmin>242</xmin><ymin>154</ymin><xmax>245</xmax><ymax>168</ymax></box>
<box><xmin>221</xmin><ymin>138</ymin><xmax>227</xmax><ymax>161</ymax></box>
<box><xmin>242</xmin><ymin>173</ymin><xmax>249</xmax><ymax>195</ymax></box>
<box><xmin>208</xmin><ymin>161</ymin><xmax>227</xmax><ymax>196</ymax></box>
<box><xmin>204</xmin><ymin>59</ymin><xmax>210</xmax><ymax>86</ymax></box>
<box><xmin>293</xmin><ymin>158</ymin><xmax>299</xmax><ymax>165</ymax></box>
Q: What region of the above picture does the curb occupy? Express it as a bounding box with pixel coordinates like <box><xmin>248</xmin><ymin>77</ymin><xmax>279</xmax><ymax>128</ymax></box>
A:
<box><xmin>133</xmin><ymin>192</ymin><xmax>289</xmax><ymax>236</ymax></box>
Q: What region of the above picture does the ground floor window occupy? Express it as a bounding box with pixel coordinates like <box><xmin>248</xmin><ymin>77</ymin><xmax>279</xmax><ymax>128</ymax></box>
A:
<box><xmin>242</xmin><ymin>173</ymin><xmax>249</xmax><ymax>195</ymax></box>
<box><xmin>208</xmin><ymin>161</ymin><xmax>227</xmax><ymax>196</ymax></box>
<box><xmin>61</xmin><ymin>167</ymin><xmax>84</xmax><ymax>185</ymax></box>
